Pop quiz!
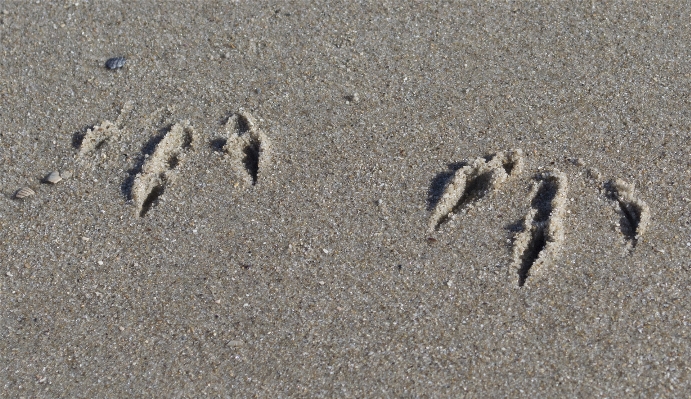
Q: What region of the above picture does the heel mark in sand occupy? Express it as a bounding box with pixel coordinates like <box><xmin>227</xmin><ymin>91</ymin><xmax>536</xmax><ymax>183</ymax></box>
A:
<box><xmin>605</xmin><ymin>179</ymin><xmax>650</xmax><ymax>249</ymax></box>
<box><xmin>428</xmin><ymin>149</ymin><xmax>523</xmax><ymax>231</ymax></box>
<box><xmin>511</xmin><ymin>170</ymin><xmax>568</xmax><ymax>287</ymax></box>
<box><xmin>222</xmin><ymin>111</ymin><xmax>270</xmax><ymax>185</ymax></box>
<box><xmin>131</xmin><ymin>121</ymin><xmax>196</xmax><ymax>217</ymax></box>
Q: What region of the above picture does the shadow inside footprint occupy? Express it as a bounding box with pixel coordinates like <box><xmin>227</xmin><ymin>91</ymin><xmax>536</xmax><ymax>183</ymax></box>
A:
<box><xmin>518</xmin><ymin>176</ymin><xmax>559</xmax><ymax>286</ymax></box>
<box><xmin>139</xmin><ymin>182</ymin><xmax>165</xmax><ymax>217</ymax></box>
<box><xmin>242</xmin><ymin>140</ymin><xmax>261</xmax><ymax>185</ymax></box>
<box><xmin>517</xmin><ymin>228</ymin><xmax>547</xmax><ymax>287</ymax></box>
<box><xmin>511</xmin><ymin>171</ymin><xmax>567</xmax><ymax>287</ymax></box>
<box><xmin>120</xmin><ymin>126</ymin><xmax>171</xmax><ymax>200</ymax></box>
<box><xmin>71</xmin><ymin>125</ymin><xmax>93</xmax><ymax>149</ymax></box>
<box><xmin>427</xmin><ymin>162</ymin><xmax>466</xmax><ymax>211</ymax></box>
<box><xmin>604</xmin><ymin>179</ymin><xmax>648</xmax><ymax>248</ymax></box>
<box><xmin>209</xmin><ymin>138</ymin><xmax>227</xmax><ymax>152</ymax></box>
<box><xmin>450</xmin><ymin>171</ymin><xmax>495</xmax><ymax>213</ymax></box>
<box><xmin>505</xmin><ymin>219</ymin><xmax>525</xmax><ymax>234</ymax></box>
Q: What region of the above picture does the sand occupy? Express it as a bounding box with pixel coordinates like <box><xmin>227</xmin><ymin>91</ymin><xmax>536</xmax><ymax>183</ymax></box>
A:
<box><xmin>1</xmin><ymin>1</ymin><xmax>690</xmax><ymax>396</ymax></box>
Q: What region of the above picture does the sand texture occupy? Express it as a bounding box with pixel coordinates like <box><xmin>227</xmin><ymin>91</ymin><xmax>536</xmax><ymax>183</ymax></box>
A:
<box><xmin>1</xmin><ymin>1</ymin><xmax>691</xmax><ymax>397</ymax></box>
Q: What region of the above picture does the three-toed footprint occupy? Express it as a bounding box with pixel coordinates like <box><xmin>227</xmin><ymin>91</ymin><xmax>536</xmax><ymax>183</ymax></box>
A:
<box><xmin>75</xmin><ymin>105</ymin><xmax>270</xmax><ymax>217</ymax></box>
<box><xmin>428</xmin><ymin>150</ymin><xmax>650</xmax><ymax>286</ymax></box>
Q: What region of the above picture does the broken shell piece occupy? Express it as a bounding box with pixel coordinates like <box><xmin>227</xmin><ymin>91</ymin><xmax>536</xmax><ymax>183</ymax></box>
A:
<box><xmin>60</xmin><ymin>170</ymin><xmax>73</xmax><ymax>180</ymax></box>
<box><xmin>45</xmin><ymin>171</ymin><xmax>62</xmax><ymax>184</ymax></box>
<box><xmin>14</xmin><ymin>187</ymin><xmax>35</xmax><ymax>199</ymax></box>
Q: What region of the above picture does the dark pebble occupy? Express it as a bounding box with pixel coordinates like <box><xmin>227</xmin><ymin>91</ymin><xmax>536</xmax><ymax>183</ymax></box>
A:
<box><xmin>105</xmin><ymin>56</ymin><xmax>126</xmax><ymax>70</ymax></box>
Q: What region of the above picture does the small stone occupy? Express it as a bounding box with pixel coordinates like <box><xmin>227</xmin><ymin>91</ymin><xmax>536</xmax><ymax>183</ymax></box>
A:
<box><xmin>45</xmin><ymin>171</ymin><xmax>62</xmax><ymax>184</ymax></box>
<box><xmin>345</xmin><ymin>92</ymin><xmax>360</xmax><ymax>103</ymax></box>
<box><xmin>105</xmin><ymin>56</ymin><xmax>126</xmax><ymax>70</ymax></box>
<box><xmin>227</xmin><ymin>340</ymin><xmax>244</xmax><ymax>347</ymax></box>
<box><xmin>61</xmin><ymin>170</ymin><xmax>73</xmax><ymax>180</ymax></box>
<box><xmin>14</xmin><ymin>187</ymin><xmax>35</xmax><ymax>199</ymax></box>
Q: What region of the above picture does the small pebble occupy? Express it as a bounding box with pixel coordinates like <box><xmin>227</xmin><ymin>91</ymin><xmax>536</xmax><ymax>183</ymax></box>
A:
<box><xmin>14</xmin><ymin>187</ymin><xmax>35</xmax><ymax>199</ymax></box>
<box><xmin>345</xmin><ymin>92</ymin><xmax>360</xmax><ymax>103</ymax></box>
<box><xmin>105</xmin><ymin>56</ymin><xmax>126</xmax><ymax>70</ymax></box>
<box><xmin>45</xmin><ymin>171</ymin><xmax>62</xmax><ymax>184</ymax></box>
<box><xmin>61</xmin><ymin>170</ymin><xmax>73</xmax><ymax>180</ymax></box>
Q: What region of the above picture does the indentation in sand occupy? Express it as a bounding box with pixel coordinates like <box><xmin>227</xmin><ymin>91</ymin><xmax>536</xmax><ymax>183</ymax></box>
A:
<box><xmin>222</xmin><ymin>111</ymin><xmax>271</xmax><ymax>185</ymax></box>
<box><xmin>605</xmin><ymin>178</ymin><xmax>650</xmax><ymax>250</ymax></box>
<box><xmin>131</xmin><ymin>121</ymin><xmax>195</xmax><ymax>217</ymax></box>
<box><xmin>77</xmin><ymin>120</ymin><xmax>120</xmax><ymax>156</ymax></box>
<box><xmin>428</xmin><ymin>149</ymin><xmax>523</xmax><ymax>232</ymax></box>
<box><xmin>511</xmin><ymin>169</ymin><xmax>568</xmax><ymax>287</ymax></box>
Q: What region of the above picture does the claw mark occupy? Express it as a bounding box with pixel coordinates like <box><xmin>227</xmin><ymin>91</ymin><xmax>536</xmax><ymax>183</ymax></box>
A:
<box><xmin>131</xmin><ymin>121</ymin><xmax>195</xmax><ymax>217</ymax></box>
<box><xmin>222</xmin><ymin>111</ymin><xmax>271</xmax><ymax>185</ymax></box>
<box><xmin>605</xmin><ymin>178</ymin><xmax>650</xmax><ymax>249</ymax></box>
<box><xmin>77</xmin><ymin>120</ymin><xmax>120</xmax><ymax>155</ymax></box>
<box><xmin>511</xmin><ymin>170</ymin><xmax>568</xmax><ymax>287</ymax></box>
<box><xmin>428</xmin><ymin>149</ymin><xmax>523</xmax><ymax>231</ymax></box>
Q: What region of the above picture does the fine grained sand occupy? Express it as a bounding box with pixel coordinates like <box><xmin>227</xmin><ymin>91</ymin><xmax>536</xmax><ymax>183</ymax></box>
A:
<box><xmin>1</xmin><ymin>1</ymin><xmax>690</xmax><ymax>397</ymax></box>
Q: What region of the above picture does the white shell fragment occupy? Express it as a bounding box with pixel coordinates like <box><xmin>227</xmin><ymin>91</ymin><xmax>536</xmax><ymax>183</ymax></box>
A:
<box><xmin>45</xmin><ymin>171</ymin><xmax>62</xmax><ymax>184</ymax></box>
<box><xmin>14</xmin><ymin>187</ymin><xmax>35</xmax><ymax>199</ymax></box>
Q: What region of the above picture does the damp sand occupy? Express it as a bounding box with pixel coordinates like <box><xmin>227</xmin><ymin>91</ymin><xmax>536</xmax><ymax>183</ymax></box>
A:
<box><xmin>1</xmin><ymin>1</ymin><xmax>690</xmax><ymax>397</ymax></box>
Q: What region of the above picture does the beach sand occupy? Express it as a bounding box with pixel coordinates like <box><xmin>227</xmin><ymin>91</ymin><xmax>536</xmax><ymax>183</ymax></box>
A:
<box><xmin>1</xmin><ymin>1</ymin><xmax>690</xmax><ymax>396</ymax></box>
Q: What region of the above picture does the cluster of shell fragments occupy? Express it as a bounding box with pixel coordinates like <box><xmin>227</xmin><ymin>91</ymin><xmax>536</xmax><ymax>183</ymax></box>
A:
<box><xmin>13</xmin><ymin>170</ymin><xmax>70</xmax><ymax>200</ymax></box>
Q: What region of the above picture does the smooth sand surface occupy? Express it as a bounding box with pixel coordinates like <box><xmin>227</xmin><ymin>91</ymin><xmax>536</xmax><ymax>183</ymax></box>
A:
<box><xmin>2</xmin><ymin>1</ymin><xmax>690</xmax><ymax>396</ymax></box>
